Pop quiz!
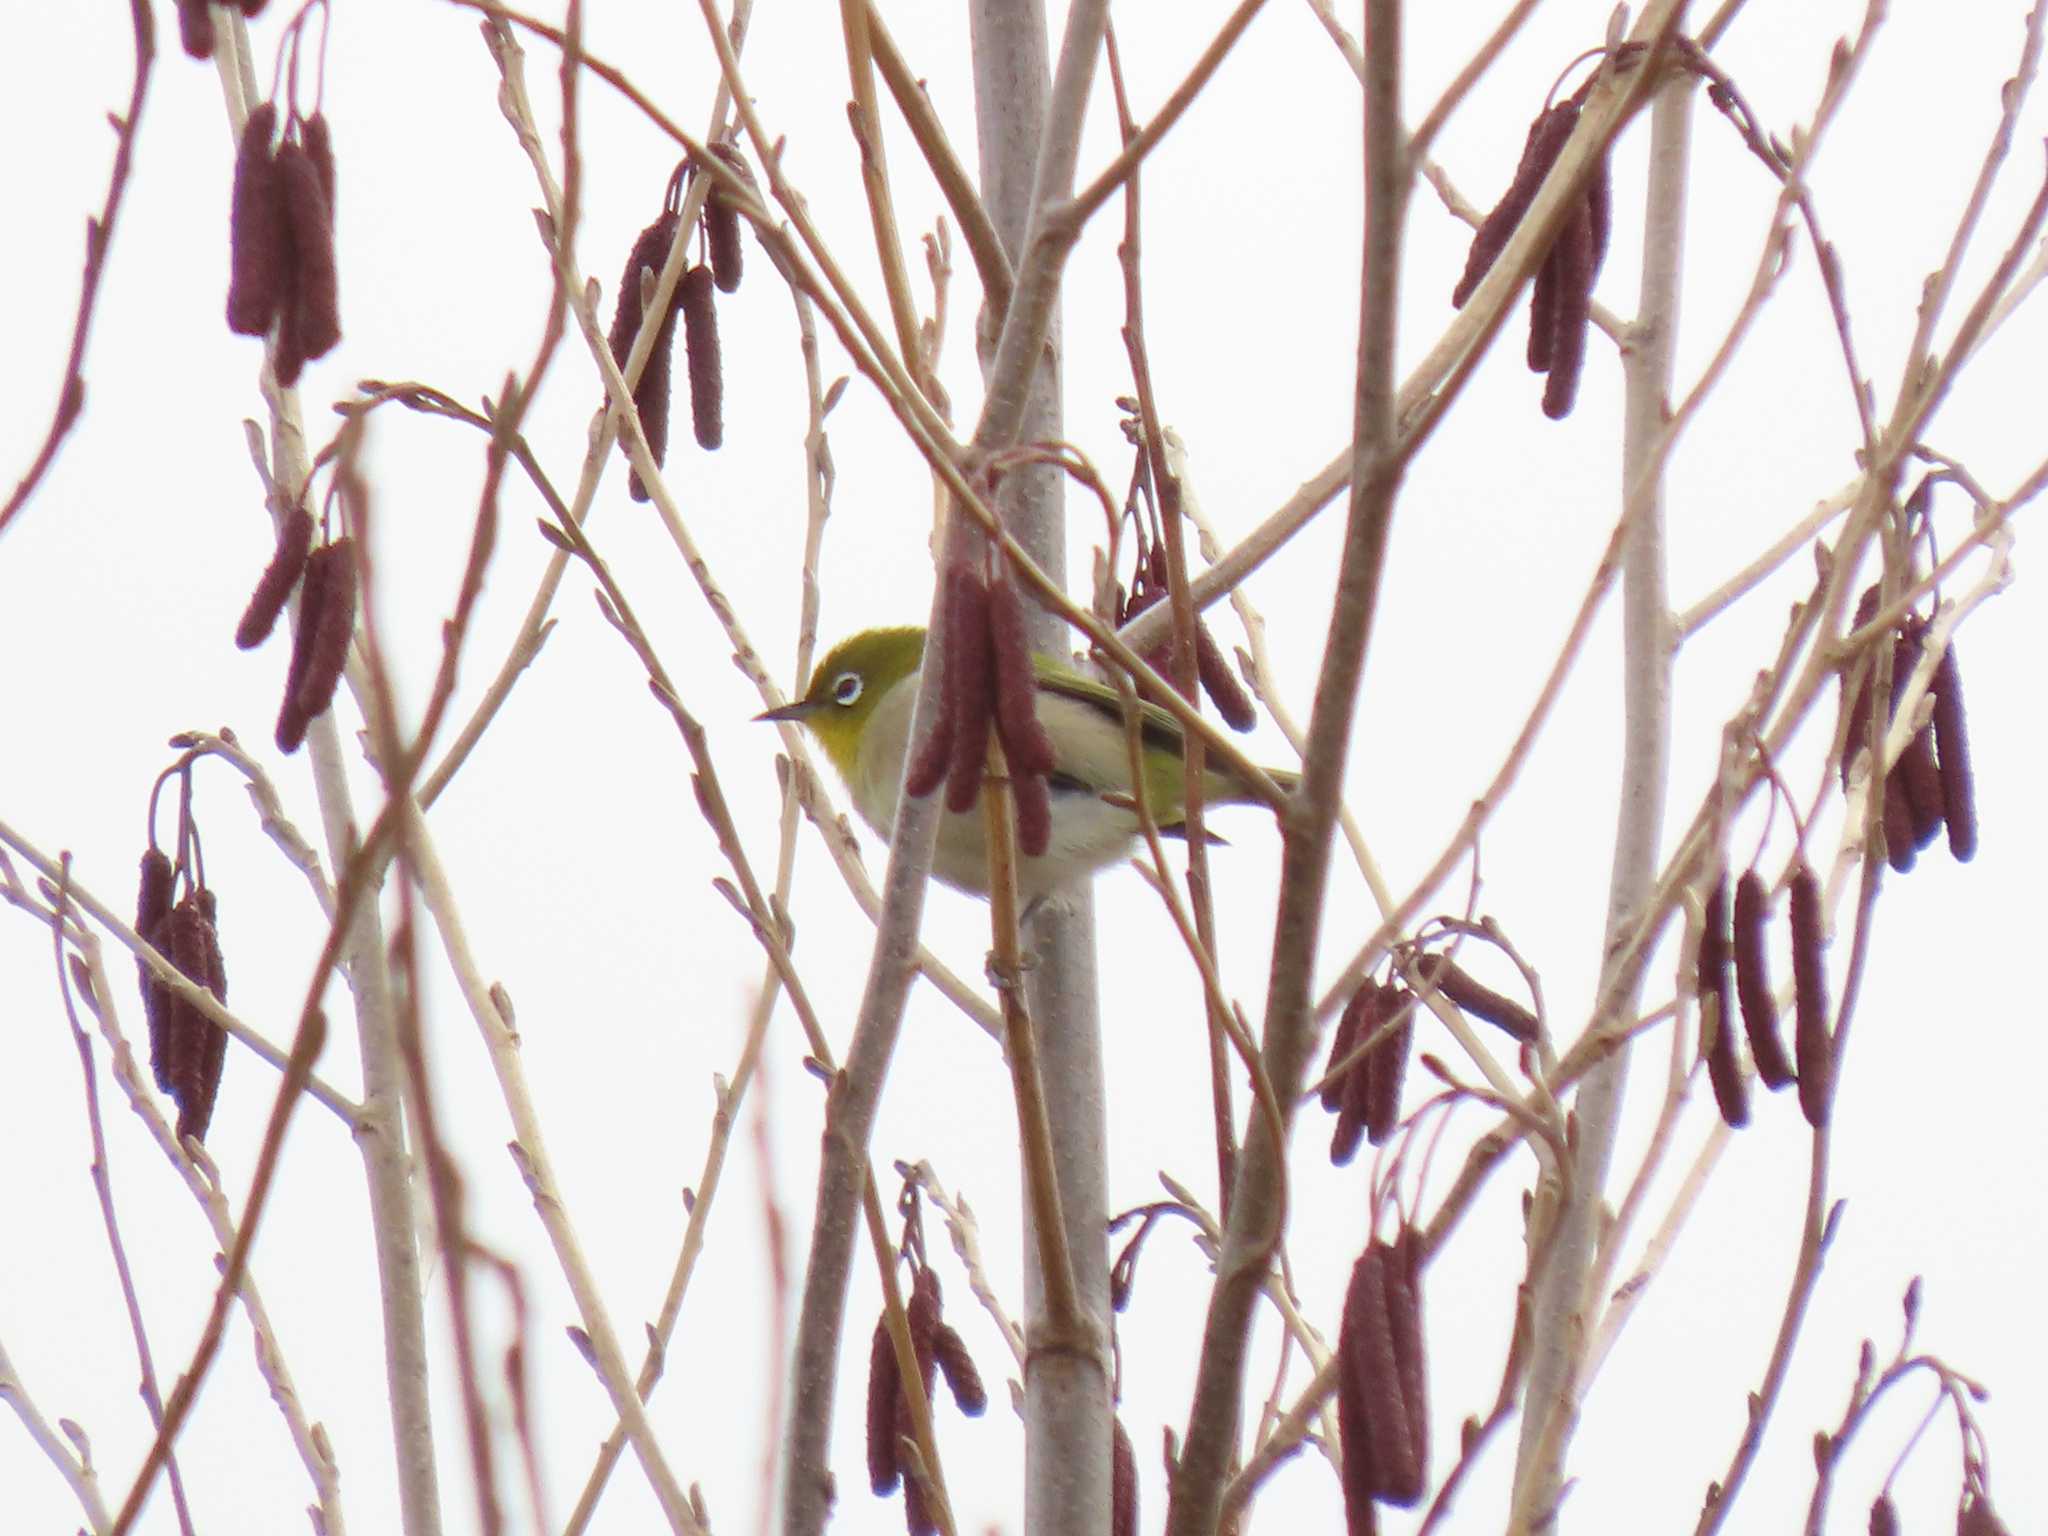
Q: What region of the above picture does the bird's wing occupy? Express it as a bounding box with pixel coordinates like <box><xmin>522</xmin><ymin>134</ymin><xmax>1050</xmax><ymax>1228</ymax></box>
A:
<box><xmin>1029</xmin><ymin>654</ymin><xmax>1188</xmax><ymax>758</ymax></box>
<box><xmin>1027</xmin><ymin>653</ymin><xmax>1300</xmax><ymax>805</ymax></box>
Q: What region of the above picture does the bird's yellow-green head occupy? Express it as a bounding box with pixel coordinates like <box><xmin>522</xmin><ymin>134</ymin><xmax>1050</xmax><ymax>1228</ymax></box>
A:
<box><xmin>756</xmin><ymin>626</ymin><xmax>926</xmax><ymax>785</ymax></box>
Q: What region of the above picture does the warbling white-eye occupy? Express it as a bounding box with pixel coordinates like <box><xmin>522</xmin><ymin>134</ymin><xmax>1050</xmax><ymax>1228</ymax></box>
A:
<box><xmin>758</xmin><ymin>626</ymin><xmax>1295</xmax><ymax>899</ymax></box>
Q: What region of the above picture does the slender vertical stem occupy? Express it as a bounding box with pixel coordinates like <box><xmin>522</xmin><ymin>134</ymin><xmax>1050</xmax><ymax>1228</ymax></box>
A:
<box><xmin>777</xmin><ymin>6</ymin><xmax>1112</xmax><ymax>1532</ymax></box>
<box><xmin>836</xmin><ymin>0</ymin><xmax>932</xmax><ymax>396</ymax></box>
<box><xmin>969</xmin><ymin>9</ymin><xmax>1114</xmax><ymax>1536</ymax></box>
<box><xmin>1166</xmin><ymin>4</ymin><xmax>1406</xmax><ymax>1529</ymax></box>
<box><xmin>1510</xmin><ymin>64</ymin><xmax>1692</xmax><ymax>1535</ymax></box>
<box><xmin>208</xmin><ymin>22</ymin><xmax>444</xmax><ymax>1534</ymax></box>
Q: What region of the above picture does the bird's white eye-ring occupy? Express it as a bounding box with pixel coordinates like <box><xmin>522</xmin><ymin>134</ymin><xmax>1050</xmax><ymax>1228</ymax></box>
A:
<box><xmin>832</xmin><ymin>672</ymin><xmax>863</xmax><ymax>706</ymax></box>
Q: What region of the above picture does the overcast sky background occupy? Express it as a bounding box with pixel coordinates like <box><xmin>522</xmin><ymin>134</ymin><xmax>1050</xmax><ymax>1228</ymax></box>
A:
<box><xmin>3</xmin><ymin>2</ymin><xmax>2044</xmax><ymax>1533</ymax></box>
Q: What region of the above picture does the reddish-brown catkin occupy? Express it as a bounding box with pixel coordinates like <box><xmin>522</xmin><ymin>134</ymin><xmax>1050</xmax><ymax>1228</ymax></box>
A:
<box><xmin>605</xmin><ymin>215</ymin><xmax>684</xmax><ymax>500</ymax></box>
<box><xmin>865</xmin><ymin>1315</ymin><xmax>902</xmax><ymax>1495</ymax></box>
<box><xmin>607</xmin><ymin>211</ymin><xmax>681</xmax><ymax>372</ymax></box>
<box><xmin>1702</xmin><ymin>981</ymin><xmax>1749</xmax><ymax>1128</ymax></box>
<box><xmin>930</xmin><ymin>1326</ymin><xmax>985</xmax><ymax>1416</ymax></box>
<box><xmin>1195</xmin><ymin>622</ymin><xmax>1257</xmax><ymax>731</ymax></box>
<box><xmin>1868</xmin><ymin>1494</ymin><xmax>1899</xmax><ymax>1536</ymax></box>
<box><xmin>1525</xmin><ymin>240</ymin><xmax>1560</xmax><ymax>374</ymax></box>
<box><xmin>136</xmin><ymin>850</ymin><xmax>176</xmax><ymax>1091</ymax></box>
<box><xmin>1541</xmin><ymin>198</ymin><xmax>1596</xmax><ymax>419</ymax></box>
<box><xmin>1010</xmin><ymin>768</ymin><xmax>1052</xmax><ymax>860</ymax></box>
<box><xmin>227</xmin><ymin>104</ymin><xmax>284</xmax><ymax>335</ymax></box>
<box><xmin>1330</xmin><ymin>984</ymin><xmax>1396</xmax><ymax>1164</ymax></box>
<box><xmin>161</xmin><ymin>902</ymin><xmax>208</xmax><ymax>1127</ymax></box>
<box><xmin>292</xmin><ymin>539</ymin><xmax>358</xmax><ymax>727</ymax></box>
<box><xmin>1838</xmin><ymin>585</ymin><xmax>1885</xmax><ymax>788</ymax></box>
<box><xmin>275</xmin><ymin>534</ymin><xmax>335</xmax><ymax>752</ymax></box>
<box><xmin>1384</xmin><ymin>1227</ymin><xmax>1429</xmax><ymax>1502</ymax></box>
<box><xmin>627</xmin><ymin>305</ymin><xmax>678</xmax><ymax>503</ymax></box>
<box><xmin>1732</xmin><ymin>871</ymin><xmax>1795</xmax><ymax>1089</ymax></box>
<box><xmin>1111</xmin><ymin>1418</ymin><xmax>1137</xmax><ymax>1536</ymax></box>
<box><xmin>274</xmin><ymin>141</ymin><xmax>342</xmax><ymax>383</ymax></box>
<box><xmin>1363</xmin><ymin>990</ymin><xmax>1411</xmax><ymax>1149</ymax></box>
<box><xmin>901</xmin><ymin>694</ymin><xmax>954</xmax><ymax>801</ymax></box>
<box><xmin>1930</xmin><ymin>644</ymin><xmax>1976</xmax><ymax>861</ymax></box>
<box><xmin>176</xmin><ymin>0</ymin><xmax>216</xmax><ymax>58</ymax></box>
<box><xmin>1585</xmin><ymin>146</ymin><xmax>1613</xmax><ymax>274</ymax></box>
<box><xmin>907</xmin><ymin>1264</ymin><xmax>942</xmax><ymax>1365</ymax></box>
<box><xmin>1896</xmin><ymin>727</ymin><xmax>1946</xmax><ymax>850</ymax></box>
<box><xmin>302</xmin><ymin>113</ymin><xmax>337</xmax><ymax>230</ymax></box>
<box><xmin>1700</xmin><ymin>877</ymin><xmax>1749</xmax><ymax>1127</ymax></box>
<box><xmin>1340</xmin><ymin>1239</ymin><xmax>1425</xmax><ymax>1506</ymax></box>
<box><xmin>896</xmin><ymin>1268</ymin><xmax>943</xmax><ymax>1536</ymax></box>
<box><xmin>1790</xmin><ymin>864</ymin><xmax>1832</xmax><ymax>1128</ymax></box>
<box><xmin>1322</xmin><ymin>983</ymin><xmax>1372</xmax><ymax>1112</ymax></box>
<box><xmin>942</xmin><ymin>568</ymin><xmax>994</xmax><ymax>815</ymax></box>
<box><xmin>1889</xmin><ymin>633</ymin><xmax>1945</xmax><ymax>851</ymax></box>
<box><xmin>182</xmin><ymin>890</ymin><xmax>230</xmax><ymax>1143</ymax></box>
<box><xmin>1336</xmin><ymin>1249</ymin><xmax>1386</xmax><ymax>1536</ymax></box>
<box><xmin>704</xmin><ymin>145</ymin><xmax>749</xmax><ymax>293</ymax></box>
<box><xmin>986</xmin><ymin>577</ymin><xmax>1056</xmax><ymax>778</ymax></box>
<box><xmin>165</xmin><ymin>896</ymin><xmax>228</xmax><ymax>1141</ymax></box>
<box><xmin>235</xmin><ymin>503</ymin><xmax>314</xmax><ymax>649</ymax></box>
<box><xmin>1881</xmin><ymin>770</ymin><xmax>1918</xmax><ymax>874</ymax></box>
<box><xmin>1417</xmin><ymin>954</ymin><xmax>1538</xmax><ymax>1042</ymax></box>
<box><xmin>1333</xmin><ymin>1034</ymin><xmax>1374</xmax><ymax>1166</ymax></box>
<box><xmin>679</xmin><ymin>264</ymin><xmax>724</xmax><ymax>450</ymax></box>
<box><xmin>1451</xmin><ymin>102</ymin><xmax>1580</xmax><ymax>308</ymax></box>
<box><xmin>1958</xmin><ymin>1494</ymin><xmax>2012</xmax><ymax>1536</ymax></box>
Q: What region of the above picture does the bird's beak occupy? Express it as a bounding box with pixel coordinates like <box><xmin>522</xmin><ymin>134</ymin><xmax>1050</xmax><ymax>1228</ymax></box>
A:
<box><xmin>755</xmin><ymin>698</ymin><xmax>825</xmax><ymax>723</ymax></box>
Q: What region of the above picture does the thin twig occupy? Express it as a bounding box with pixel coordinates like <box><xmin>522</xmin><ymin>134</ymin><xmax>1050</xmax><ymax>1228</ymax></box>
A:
<box><xmin>0</xmin><ymin>1334</ymin><xmax>112</xmax><ymax>1533</ymax></box>
<box><xmin>1119</xmin><ymin>12</ymin><xmax>1680</xmax><ymax>657</ymax></box>
<box><xmin>210</xmin><ymin>19</ymin><xmax>448</xmax><ymax>1532</ymax></box>
<box><xmin>865</xmin><ymin>4</ymin><xmax>1014</xmax><ymax>313</ymax></box>
<box><xmin>563</xmin><ymin>255</ymin><xmax>842</xmax><ymax>1536</ymax></box>
<box><xmin>0</xmin><ymin>818</ymin><xmax>358</xmax><ymax>1125</ymax></box>
<box><xmin>49</xmin><ymin>859</ymin><xmax>198</xmax><ymax>1536</ymax></box>
<box><xmin>44</xmin><ymin>902</ymin><xmax>346</xmax><ymax>1530</ymax></box>
<box><xmin>1165</xmin><ymin>3</ymin><xmax>1408</xmax><ymax>1527</ymax></box>
<box><xmin>837</xmin><ymin>0</ymin><xmax>937</xmax><ymax>402</ymax></box>
<box><xmin>1510</xmin><ymin>44</ymin><xmax>1693</xmax><ymax>1528</ymax></box>
<box><xmin>0</xmin><ymin>0</ymin><xmax>153</xmax><ymax>537</ymax></box>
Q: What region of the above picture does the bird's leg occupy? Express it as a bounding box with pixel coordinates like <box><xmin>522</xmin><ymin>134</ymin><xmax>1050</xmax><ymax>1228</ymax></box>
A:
<box><xmin>984</xmin><ymin>945</ymin><xmax>1039</xmax><ymax>993</ymax></box>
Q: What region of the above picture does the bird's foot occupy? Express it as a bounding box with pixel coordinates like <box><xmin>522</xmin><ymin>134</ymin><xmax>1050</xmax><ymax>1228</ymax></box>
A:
<box><xmin>985</xmin><ymin>948</ymin><xmax>1040</xmax><ymax>993</ymax></box>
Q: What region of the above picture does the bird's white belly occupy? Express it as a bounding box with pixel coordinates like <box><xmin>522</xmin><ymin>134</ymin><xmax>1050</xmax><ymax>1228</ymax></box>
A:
<box><xmin>852</xmin><ymin>677</ymin><xmax>1143</xmax><ymax>898</ymax></box>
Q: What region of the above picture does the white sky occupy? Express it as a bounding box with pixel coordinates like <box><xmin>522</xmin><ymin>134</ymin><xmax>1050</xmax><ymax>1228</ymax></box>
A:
<box><xmin>3</xmin><ymin>3</ymin><xmax>2043</xmax><ymax>1534</ymax></box>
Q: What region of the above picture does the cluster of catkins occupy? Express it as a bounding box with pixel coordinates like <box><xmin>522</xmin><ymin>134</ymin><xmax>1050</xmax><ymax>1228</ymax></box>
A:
<box><xmin>1116</xmin><ymin>536</ymin><xmax>1256</xmax><ymax>732</ymax></box>
<box><xmin>864</xmin><ymin>1264</ymin><xmax>985</xmax><ymax>1536</ymax></box>
<box><xmin>1842</xmin><ymin>585</ymin><xmax>1976</xmax><ymax>873</ymax></box>
<box><xmin>234</xmin><ymin>503</ymin><xmax>356</xmax><ymax>754</ymax></box>
<box><xmin>1698</xmin><ymin>580</ymin><xmax>1979</xmax><ymax>1132</ymax></box>
<box><xmin>135</xmin><ymin>846</ymin><xmax>229</xmax><ymax>1143</ymax></box>
<box><xmin>227</xmin><ymin>102</ymin><xmax>342</xmax><ymax>386</ymax></box>
<box><xmin>175</xmin><ymin>0</ymin><xmax>268</xmax><ymax>60</ymax></box>
<box><xmin>1320</xmin><ymin>950</ymin><xmax>1538</xmax><ymax>1163</ymax></box>
<box><xmin>865</xmin><ymin>1252</ymin><xmax>1137</xmax><ymax>1536</ymax></box>
<box><xmin>903</xmin><ymin>561</ymin><xmax>1059</xmax><ymax>858</ymax></box>
<box><xmin>607</xmin><ymin>148</ymin><xmax>753</xmax><ymax>501</ymax></box>
<box><xmin>1336</xmin><ymin>1226</ymin><xmax>1429</xmax><ymax>1535</ymax></box>
<box><xmin>1451</xmin><ymin>77</ymin><xmax>1612</xmax><ymax>419</ymax></box>
<box><xmin>1697</xmin><ymin>861</ymin><xmax>1831</xmax><ymax>1131</ymax></box>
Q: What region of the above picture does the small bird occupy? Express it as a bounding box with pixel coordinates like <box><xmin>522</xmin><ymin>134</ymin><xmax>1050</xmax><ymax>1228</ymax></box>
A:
<box><xmin>759</xmin><ymin>626</ymin><xmax>1295</xmax><ymax>899</ymax></box>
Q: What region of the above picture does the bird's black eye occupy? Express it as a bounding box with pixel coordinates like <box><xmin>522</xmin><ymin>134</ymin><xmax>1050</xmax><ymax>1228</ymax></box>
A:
<box><xmin>832</xmin><ymin>672</ymin><xmax>863</xmax><ymax>706</ymax></box>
